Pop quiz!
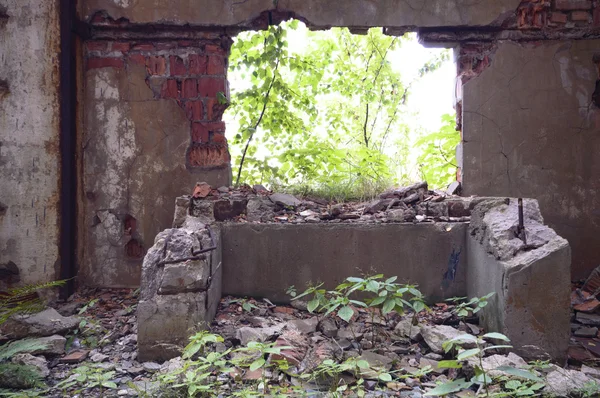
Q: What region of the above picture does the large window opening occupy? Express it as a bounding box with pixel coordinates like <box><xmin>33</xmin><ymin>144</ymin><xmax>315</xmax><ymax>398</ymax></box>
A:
<box><xmin>224</xmin><ymin>20</ymin><xmax>457</xmax><ymax>200</ymax></box>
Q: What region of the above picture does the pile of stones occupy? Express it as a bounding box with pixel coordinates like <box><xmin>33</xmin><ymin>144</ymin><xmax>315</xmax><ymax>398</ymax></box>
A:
<box><xmin>178</xmin><ymin>181</ymin><xmax>487</xmax><ymax>226</ymax></box>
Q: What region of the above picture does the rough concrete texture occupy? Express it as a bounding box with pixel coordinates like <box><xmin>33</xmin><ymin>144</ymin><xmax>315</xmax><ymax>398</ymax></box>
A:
<box><xmin>467</xmin><ymin>199</ymin><xmax>571</xmax><ymax>362</ymax></box>
<box><xmin>0</xmin><ymin>0</ymin><xmax>61</xmax><ymax>286</ymax></box>
<box><xmin>462</xmin><ymin>40</ymin><xmax>600</xmax><ymax>280</ymax></box>
<box><xmin>137</xmin><ymin>217</ymin><xmax>221</xmax><ymax>362</ymax></box>
<box><xmin>81</xmin><ymin>0</ymin><xmax>521</xmax><ymax>29</ymax></box>
<box><xmin>221</xmin><ymin>223</ymin><xmax>468</xmax><ymax>303</ymax></box>
<box><xmin>82</xmin><ymin>45</ymin><xmax>230</xmax><ymax>287</ymax></box>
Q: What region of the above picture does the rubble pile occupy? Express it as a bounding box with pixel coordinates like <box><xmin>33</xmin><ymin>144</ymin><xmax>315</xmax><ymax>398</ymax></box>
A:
<box><xmin>569</xmin><ymin>265</ymin><xmax>600</xmax><ymax>364</ymax></box>
<box><xmin>182</xmin><ymin>181</ymin><xmax>478</xmax><ymax>225</ymax></box>
<box><xmin>1</xmin><ymin>288</ymin><xmax>598</xmax><ymax>397</ymax></box>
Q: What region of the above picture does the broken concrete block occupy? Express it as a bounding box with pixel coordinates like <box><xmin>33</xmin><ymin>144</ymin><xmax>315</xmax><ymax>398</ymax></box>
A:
<box><xmin>269</xmin><ymin>193</ymin><xmax>302</xmax><ymax>208</ymax></box>
<box><xmin>421</xmin><ymin>324</ymin><xmax>477</xmax><ymax>354</ymax></box>
<box><xmin>137</xmin><ymin>220</ymin><xmax>222</xmax><ymax>362</ymax></box>
<box><xmin>0</xmin><ymin>308</ymin><xmax>79</xmax><ymax>340</ymax></box>
<box><xmin>467</xmin><ymin>198</ymin><xmax>570</xmax><ymax>362</ymax></box>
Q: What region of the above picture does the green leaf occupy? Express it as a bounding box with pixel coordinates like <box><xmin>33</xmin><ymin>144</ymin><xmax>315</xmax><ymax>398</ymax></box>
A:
<box><xmin>483</xmin><ymin>332</ymin><xmax>510</xmax><ymax>342</ymax></box>
<box><xmin>438</xmin><ymin>360</ymin><xmax>462</xmax><ymax>369</ymax></box>
<box><xmin>356</xmin><ymin>360</ymin><xmax>370</xmax><ymax>369</ymax></box>
<box><xmin>102</xmin><ymin>381</ymin><xmax>118</xmax><ymax>389</ymax></box>
<box><xmin>496</xmin><ymin>366</ymin><xmax>544</xmax><ymax>382</ymax></box>
<box><xmin>456</xmin><ymin>348</ymin><xmax>481</xmax><ymax>361</ymax></box>
<box><xmin>249</xmin><ymin>358</ymin><xmax>266</xmax><ymax>371</ymax></box>
<box><xmin>307</xmin><ymin>298</ymin><xmax>320</xmax><ymax>313</ymax></box>
<box><xmin>378</xmin><ymin>373</ymin><xmax>392</xmax><ymax>382</ymax></box>
<box><xmin>423</xmin><ymin>379</ymin><xmax>473</xmax><ymax>396</ymax></box>
<box><xmin>338</xmin><ymin>306</ymin><xmax>353</xmax><ymax>322</ymax></box>
<box><xmin>382</xmin><ymin>299</ymin><xmax>395</xmax><ymax>314</ymax></box>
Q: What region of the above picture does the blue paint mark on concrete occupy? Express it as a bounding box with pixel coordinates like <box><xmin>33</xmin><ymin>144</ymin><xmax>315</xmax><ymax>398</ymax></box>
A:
<box><xmin>442</xmin><ymin>247</ymin><xmax>461</xmax><ymax>289</ymax></box>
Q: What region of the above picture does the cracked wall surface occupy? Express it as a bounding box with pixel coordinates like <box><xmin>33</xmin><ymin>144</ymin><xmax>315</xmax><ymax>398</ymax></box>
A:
<box><xmin>461</xmin><ymin>40</ymin><xmax>600</xmax><ymax>279</ymax></box>
<box><xmin>80</xmin><ymin>0</ymin><xmax>521</xmax><ymax>29</ymax></box>
<box><xmin>82</xmin><ymin>40</ymin><xmax>231</xmax><ymax>287</ymax></box>
<box><xmin>0</xmin><ymin>0</ymin><xmax>61</xmax><ymax>286</ymax></box>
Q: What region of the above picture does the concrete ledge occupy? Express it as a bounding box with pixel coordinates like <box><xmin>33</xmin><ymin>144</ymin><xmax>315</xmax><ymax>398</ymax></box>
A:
<box><xmin>221</xmin><ymin>222</ymin><xmax>468</xmax><ymax>303</ymax></box>
<box><xmin>467</xmin><ymin>199</ymin><xmax>571</xmax><ymax>362</ymax></box>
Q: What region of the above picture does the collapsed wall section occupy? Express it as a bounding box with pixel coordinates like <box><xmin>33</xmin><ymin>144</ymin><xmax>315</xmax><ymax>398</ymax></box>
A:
<box><xmin>467</xmin><ymin>198</ymin><xmax>571</xmax><ymax>362</ymax></box>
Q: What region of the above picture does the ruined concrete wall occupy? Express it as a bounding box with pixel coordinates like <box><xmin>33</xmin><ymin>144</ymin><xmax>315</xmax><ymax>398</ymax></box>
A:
<box><xmin>81</xmin><ymin>39</ymin><xmax>231</xmax><ymax>287</ymax></box>
<box><xmin>221</xmin><ymin>223</ymin><xmax>468</xmax><ymax>303</ymax></box>
<box><xmin>461</xmin><ymin>39</ymin><xmax>600</xmax><ymax>280</ymax></box>
<box><xmin>0</xmin><ymin>0</ymin><xmax>61</xmax><ymax>285</ymax></box>
<box><xmin>80</xmin><ymin>0</ymin><xmax>521</xmax><ymax>29</ymax></box>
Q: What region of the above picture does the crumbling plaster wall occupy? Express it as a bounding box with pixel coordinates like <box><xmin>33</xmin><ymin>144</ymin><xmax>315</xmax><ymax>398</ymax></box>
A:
<box><xmin>461</xmin><ymin>39</ymin><xmax>600</xmax><ymax>280</ymax></box>
<box><xmin>0</xmin><ymin>0</ymin><xmax>61</xmax><ymax>285</ymax></box>
<box><xmin>81</xmin><ymin>40</ymin><xmax>232</xmax><ymax>287</ymax></box>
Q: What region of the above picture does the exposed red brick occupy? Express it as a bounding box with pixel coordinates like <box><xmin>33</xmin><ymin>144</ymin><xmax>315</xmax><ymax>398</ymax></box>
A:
<box><xmin>211</xmin><ymin>132</ymin><xmax>227</xmax><ymax>145</ymax></box>
<box><xmin>571</xmin><ymin>10</ymin><xmax>591</xmax><ymax>20</ymax></box>
<box><xmin>187</xmin><ymin>144</ymin><xmax>230</xmax><ymax>168</ymax></box>
<box><xmin>146</xmin><ymin>56</ymin><xmax>166</xmax><ymax>75</ymax></box>
<box><xmin>189</xmin><ymin>54</ymin><xmax>208</xmax><ymax>75</ymax></box>
<box><xmin>207</xmin><ymin>55</ymin><xmax>225</xmax><ymax>75</ymax></box>
<box><xmin>178</xmin><ymin>40</ymin><xmax>195</xmax><ymax>47</ymax></box>
<box><xmin>185</xmin><ymin>100</ymin><xmax>204</xmax><ymax>121</ymax></box>
<box><xmin>125</xmin><ymin>239</ymin><xmax>145</xmax><ymax>259</ymax></box>
<box><xmin>87</xmin><ymin>57</ymin><xmax>125</xmax><ymax>70</ymax></box>
<box><xmin>86</xmin><ymin>41</ymin><xmax>109</xmax><ymax>52</ymax></box>
<box><xmin>170</xmin><ymin>56</ymin><xmax>187</xmax><ymax>76</ymax></box>
<box><xmin>131</xmin><ymin>43</ymin><xmax>155</xmax><ymax>51</ymax></box>
<box><xmin>183</xmin><ymin>79</ymin><xmax>198</xmax><ymax>98</ymax></box>
<box><xmin>555</xmin><ymin>0</ymin><xmax>592</xmax><ymax>10</ymax></box>
<box><xmin>594</xmin><ymin>7</ymin><xmax>600</xmax><ymax>26</ymax></box>
<box><xmin>205</xmin><ymin>98</ymin><xmax>229</xmax><ymax>121</ymax></box>
<box><xmin>192</xmin><ymin>122</ymin><xmax>210</xmax><ymax>143</ymax></box>
<box><xmin>550</xmin><ymin>11</ymin><xmax>569</xmax><ymax>23</ymax></box>
<box><xmin>192</xmin><ymin>122</ymin><xmax>226</xmax><ymax>143</ymax></box>
<box><xmin>111</xmin><ymin>42</ymin><xmax>131</xmax><ymax>53</ymax></box>
<box><xmin>155</xmin><ymin>42</ymin><xmax>177</xmax><ymax>50</ymax></box>
<box><xmin>128</xmin><ymin>54</ymin><xmax>146</xmax><ymax>66</ymax></box>
<box><xmin>198</xmin><ymin>77</ymin><xmax>226</xmax><ymax>98</ymax></box>
<box><xmin>161</xmin><ymin>79</ymin><xmax>179</xmax><ymax>98</ymax></box>
<box><xmin>205</xmin><ymin>44</ymin><xmax>226</xmax><ymax>55</ymax></box>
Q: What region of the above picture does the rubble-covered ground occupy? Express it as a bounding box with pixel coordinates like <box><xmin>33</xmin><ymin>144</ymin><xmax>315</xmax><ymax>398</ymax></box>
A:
<box><xmin>1</xmin><ymin>278</ymin><xmax>600</xmax><ymax>397</ymax></box>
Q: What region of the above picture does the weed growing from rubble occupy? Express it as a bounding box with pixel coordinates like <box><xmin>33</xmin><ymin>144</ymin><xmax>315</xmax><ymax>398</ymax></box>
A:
<box><xmin>576</xmin><ymin>380</ymin><xmax>600</xmax><ymax>398</ymax></box>
<box><xmin>290</xmin><ymin>274</ymin><xmax>428</xmax><ymax>348</ymax></box>
<box><xmin>54</xmin><ymin>365</ymin><xmax>118</xmax><ymax>396</ymax></box>
<box><xmin>425</xmin><ymin>332</ymin><xmax>544</xmax><ymax>397</ymax></box>
<box><xmin>446</xmin><ymin>293</ymin><xmax>495</xmax><ymax>319</ymax></box>
<box><xmin>0</xmin><ymin>280</ymin><xmax>66</xmax><ymax>326</ymax></box>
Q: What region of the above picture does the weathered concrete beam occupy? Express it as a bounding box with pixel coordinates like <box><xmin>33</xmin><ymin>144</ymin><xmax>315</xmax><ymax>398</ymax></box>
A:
<box><xmin>467</xmin><ymin>198</ymin><xmax>571</xmax><ymax>362</ymax></box>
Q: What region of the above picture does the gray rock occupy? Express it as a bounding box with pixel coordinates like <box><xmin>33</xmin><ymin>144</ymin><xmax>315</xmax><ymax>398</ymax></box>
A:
<box><xmin>574</xmin><ymin>326</ymin><xmax>599</xmax><ymax>337</ymax></box>
<box><xmin>246</xmin><ymin>197</ymin><xmax>276</xmax><ymax>222</ymax></box>
<box><xmin>142</xmin><ymin>362</ymin><xmax>162</xmax><ymax>372</ymax></box>
<box><xmin>581</xmin><ymin>364</ymin><xmax>600</xmax><ymax>379</ymax></box>
<box><xmin>446</xmin><ymin>181</ymin><xmax>461</xmax><ymax>195</ymax></box>
<box><xmin>358</xmin><ymin>350</ymin><xmax>393</xmax><ymax>379</ymax></box>
<box><xmin>466</xmin><ymin>352</ymin><xmax>528</xmax><ymax>379</ymax></box>
<box><xmin>91</xmin><ymin>353</ymin><xmax>109</xmax><ymax>363</ymax></box>
<box><xmin>394</xmin><ymin>319</ymin><xmax>422</xmax><ymax>341</ymax></box>
<box><xmin>287</xmin><ymin>318</ymin><xmax>318</xmax><ymax>334</ymax></box>
<box><xmin>172</xmin><ymin>196</ymin><xmax>191</xmax><ymax>227</ymax></box>
<box><xmin>269</xmin><ymin>193</ymin><xmax>302</xmax><ymax>208</ymax></box>
<box><xmin>158</xmin><ymin>260</ymin><xmax>210</xmax><ymax>295</ymax></box>
<box><xmin>0</xmin><ymin>308</ymin><xmax>79</xmax><ymax>339</ymax></box>
<box><xmin>236</xmin><ymin>326</ymin><xmax>283</xmax><ymax>346</ymax></box>
<box><xmin>421</xmin><ymin>324</ymin><xmax>476</xmax><ymax>354</ymax></box>
<box><xmin>545</xmin><ymin>368</ymin><xmax>594</xmax><ymax>397</ymax></box>
<box><xmin>27</xmin><ymin>335</ymin><xmax>67</xmax><ymax>355</ymax></box>
<box><xmin>318</xmin><ymin>318</ymin><xmax>338</xmax><ymax>338</ymax></box>
<box><xmin>364</xmin><ymin>199</ymin><xmax>393</xmax><ymax>214</ymax></box>
<box><xmin>576</xmin><ymin>312</ymin><xmax>600</xmax><ymax>326</ymax></box>
<box><xmin>11</xmin><ymin>353</ymin><xmax>49</xmax><ymax>377</ymax></box>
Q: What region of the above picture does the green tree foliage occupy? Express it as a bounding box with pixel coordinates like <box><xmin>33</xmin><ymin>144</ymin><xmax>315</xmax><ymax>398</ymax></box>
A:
<box><xmin>228</xmin><ymin>21</ymin><xmax>455</xmax><ymax>196</ymax></box>
<box><xmin>416</xmin><ymin>113</ymin><xmax>460</xmax><ymax>189</ymax></box>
